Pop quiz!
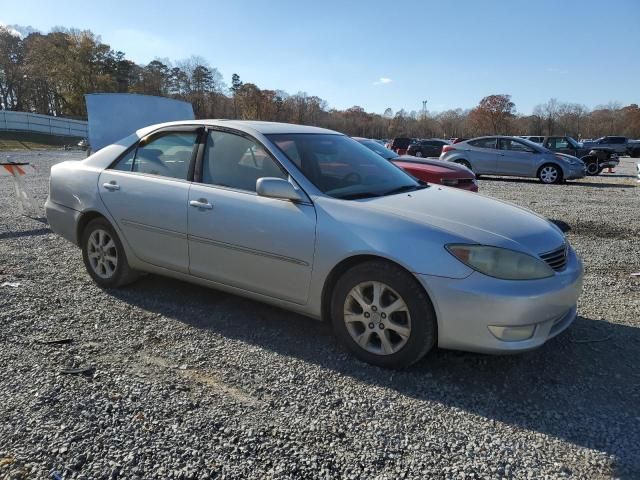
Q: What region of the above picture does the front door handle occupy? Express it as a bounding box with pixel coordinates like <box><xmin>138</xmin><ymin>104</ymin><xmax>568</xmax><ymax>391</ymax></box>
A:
<box><xmin>103</xmin><ymin>182</ymin><xmax>120</xmax><ymax>191</ymax></box>
<box><xmin>189</xmin><ymin>199</ymin><xmax>213</xmax><ymax>210</ymax></box>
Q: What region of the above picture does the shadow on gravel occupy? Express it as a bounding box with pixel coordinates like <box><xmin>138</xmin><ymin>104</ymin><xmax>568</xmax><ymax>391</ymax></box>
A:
<box><xmin>0</xmin><ymin>226</ymin><xmax>51</xmax><ymax>240</ymax></box>
<box><xmin>109</xmin><ymin>275</ymin><xmax>640</xmax><ymax>477</ymax></box>
<box><xmin>480</xmin><ymin>177</ymin><xmax>635</xmax><ymax>188</ymax></box>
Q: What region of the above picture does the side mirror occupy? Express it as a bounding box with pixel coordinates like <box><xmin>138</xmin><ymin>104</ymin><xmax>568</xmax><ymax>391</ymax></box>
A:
<box><xmin>256</xmin><ymin>177</ymin><xmax>303</xmax><ymax>202</ymax></box>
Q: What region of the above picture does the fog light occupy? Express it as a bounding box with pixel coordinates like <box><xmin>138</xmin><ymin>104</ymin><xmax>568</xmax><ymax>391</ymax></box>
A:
<box><xmin>488</xmin><ymin>325</ymin><xmax>535</xmax><ymax>341</ymax></box>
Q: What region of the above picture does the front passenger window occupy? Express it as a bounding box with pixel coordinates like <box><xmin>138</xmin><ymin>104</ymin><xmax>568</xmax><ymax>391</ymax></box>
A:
<box><xmin>202</xmin><ymin>131</ymin><xmax>287</xmax><ymax>192</ymax></box>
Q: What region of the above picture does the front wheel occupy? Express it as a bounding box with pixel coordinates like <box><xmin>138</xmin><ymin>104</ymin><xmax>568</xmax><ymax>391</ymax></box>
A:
<box><xmin>538</xmin><ymin>164</ymin><xmax>562</xmax><ymax>184</ymax></box>
<box><xmin>81</xmin><ymin>218</ymin><xmax>138</xmax><ymax>288</ymax></box>
<box><xmin>331</xmin><ymin>260</ymin><xmax>437</xmax><ymax>369</ymax></box>
<box><xmin>585</xmin><ymin>161</ymin><xmax>600</xmax><ymax>176</ymax></box>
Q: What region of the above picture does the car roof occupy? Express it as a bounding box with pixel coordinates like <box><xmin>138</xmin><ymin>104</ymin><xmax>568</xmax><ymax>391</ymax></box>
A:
<box><xmin>135</xmin><ymin>119</ymin><xmax>340</xmax><ymax>138</ymax></box>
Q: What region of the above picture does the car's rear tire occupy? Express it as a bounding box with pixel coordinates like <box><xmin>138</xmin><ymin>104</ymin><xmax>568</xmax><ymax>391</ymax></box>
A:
<box><xmin>81</xmin><ymin>217</ymin><xmax>138</xmax><ymax>288</ymax></box>
<box><xmin>330</xmin><ymin>260</ymin><xmax>437</xmax><ymax>369</ymax></box>
<box><xmin>455</xmin><ymin>159</ymin><xmax>473</xmax><ymax>171</ymax></box>
<box><xmin>414</xmin><ymin>151</ymin><xmax>423</xmax><ymax>157</ymax></box>
<box><xmin>538</xmin><ymin>164</ymin><xmax>562</xmax><ymax>184</ymax></box>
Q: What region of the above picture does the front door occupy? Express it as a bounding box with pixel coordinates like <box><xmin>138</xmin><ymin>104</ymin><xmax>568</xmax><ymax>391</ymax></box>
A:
<box><xmin>98</xmin><ymin>129</ymin><xmax>200</xmax><ymax>273</ymax></box>
<box><xmin>187</xmin><ymin>129</ymin><xmax>316</xmax><ymax>304</ymax></box>
<box><xmin>496</xmin><ymin>138</ymin><xmax>537</xmax><ymax>176</ymax></box>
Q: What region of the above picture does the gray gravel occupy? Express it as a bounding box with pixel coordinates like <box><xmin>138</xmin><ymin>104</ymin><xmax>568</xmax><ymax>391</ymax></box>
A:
<box><xmin>1</xmin><ymin>150</ymin><xmax>639</xmax><ymax>479</ymax></box>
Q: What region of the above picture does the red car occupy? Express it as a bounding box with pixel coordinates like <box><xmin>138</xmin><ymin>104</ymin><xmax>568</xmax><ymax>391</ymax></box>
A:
<box><xmin>354</xmin><ymin>138</ymin><xmax>478</xmax><ymax>192</ymax></box>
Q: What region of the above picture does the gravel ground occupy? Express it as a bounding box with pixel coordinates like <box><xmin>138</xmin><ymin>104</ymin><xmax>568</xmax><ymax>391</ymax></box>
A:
<box><xmin>0</xmin><ymin>150</ymin><xmax>638</xmax><ymax>480</ymax></box>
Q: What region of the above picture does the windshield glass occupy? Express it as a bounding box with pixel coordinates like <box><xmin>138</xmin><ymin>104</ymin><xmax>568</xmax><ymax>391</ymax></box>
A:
<box><xmin>267</xmin><ymin>134</ymin><xmax>420</xmax><ymax>199</ymax></box>
<box><xmin>359</xmin><ymin>140</ymin><xmax>398</xmax><ymax>160</ymax></box>
<box><xmin>566</xmin><ymin>136</ymin><xmax>579</xmax><ymax>148</ymax></box>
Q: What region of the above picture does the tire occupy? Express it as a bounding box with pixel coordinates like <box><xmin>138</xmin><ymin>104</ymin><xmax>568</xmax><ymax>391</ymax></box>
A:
<box><xmin>585</xmin><ymin>161</ymin><xmax>600</xmax><ymax>176</ymax></box>
<box><xmin>414</xmin><ymin>151</ymin><xmax>423</xmax><ymax>157</ymax></box>
<box><xmin>537</xmin><ymin>164</ymin><xmax>562</xmax><ymax>184</ymax></box>
<box><xmin>81</xmin><ymin>217</ymin><xmax>138</xmax><ymax>288</ymax></box>
<box><xmin>455</xmin><ymin>159</ymin><xmax>472</xmax><ymax>171</ymax></box>
<box><xmin>330</xmin><ymin>260</ymin><xmax>437</xmax><ymax>369</ymax></box>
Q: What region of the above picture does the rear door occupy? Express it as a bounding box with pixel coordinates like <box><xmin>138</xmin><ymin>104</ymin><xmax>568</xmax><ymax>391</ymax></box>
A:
<box><xmin>466</xmin><ymin>138</ymin><xmax>499</xmax><ymax>173</ymax></box>
<box><xmin>496</xmin><ymin>138</ymin><xmax>538</xmax><ymax>176</ymax></box>
<box><xmin>98</xmin><ymin>127</ymin><xmax>201</xmax><ymax>273</ymax></box>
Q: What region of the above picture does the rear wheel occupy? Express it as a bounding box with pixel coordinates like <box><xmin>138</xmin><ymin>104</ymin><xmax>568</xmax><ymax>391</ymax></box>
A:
<box><xmin>81</xmin><ymin>218</ymin><xmax>138</xmax><ymax>288</ymax></box>
<box><xmin>538</xmin><ymin>164</ymin><xmax>562</xmax><ymax>184</ymax></box>
<box><xmin>455</xmin><ymin>159</ymin><xmax>473</xmax><ymax>171</ymax></box>
<box><xmin>331</xmin><ymin>260</ymin><xmax>437</xmax><ymax>369</ymax></box>
<box><xmin>414</xmin><ymin>151</ymin><xmax>423</xmax><ymax>157</ymax></box>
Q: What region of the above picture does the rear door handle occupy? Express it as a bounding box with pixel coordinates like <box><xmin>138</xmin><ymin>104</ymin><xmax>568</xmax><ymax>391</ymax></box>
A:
<box><xmin>103</xmin><ymin>182</ymin><xmax>120</xmax><ymax>191</ymax></box>
<box><xmin>189</xmin><ymin>199</ymin><xmax>213</xmax><ymax>210</ymax></box>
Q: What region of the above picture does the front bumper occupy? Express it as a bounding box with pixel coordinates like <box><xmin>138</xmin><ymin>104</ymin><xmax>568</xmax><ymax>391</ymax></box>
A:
<box><xmin>417</xmin><ymin>246</ymin><xmax>583</xmax><ymax>354</ymax></box>
<box><xmin>565</xmin><ymin>164</ymin><xmax>587</xmax><ymax>180</ymax></box>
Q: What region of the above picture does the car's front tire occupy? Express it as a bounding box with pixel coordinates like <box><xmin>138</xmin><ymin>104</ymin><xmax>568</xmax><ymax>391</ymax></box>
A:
<box><xmin>538</xmin><ymin>164</ymin><xmax>562</xmax><ymax>184</ymax></box>
<box><xmin>585</xmin><ymin>160</ymin><xmax>600</xmax><ymax>176</ymax></box>
<box><xmin>330</xmin><ymin>260</ymin><xmax>437</xmax><ymax>369</ymax></box>
<box><xmin>81</xmin><ymin>217</ymin><xmax>138</xmax><ymax>288</ymax></box>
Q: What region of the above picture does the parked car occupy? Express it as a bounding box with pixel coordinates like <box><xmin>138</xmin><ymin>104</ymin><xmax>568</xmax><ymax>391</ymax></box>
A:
<box><xmin>388</xmin><ymin>137</ymin><xmax>415</xmax><ymax>155</ymax></box>
<box><xmin>541</xmin><ymin>136</ymin><xmax>619</xmax><ymax>175</ymax></box>
<box><xmin>46</xmin><ymin>121</ymin><xmax>583</xmax><ymax>368</ymax></box>
<box><xmin>520</xmin><ymin>136</ymin><xmax>544</xmax><ymax>144</ymax></box>
<box><xmin>354</xmin><ymin>138</ymin><xmax>477</xmax><ymax>191</ymax></box>
<box><xmin>440</xmin><ymin>136</ymin><xmax>586</xmax><ymax>184</ymax></box>
<box><xmin>450</xmin><ymin>138</ymin><xmax>468</xmax><ymax>144</ymax></box>
<box><xmin>581</xmin><ymin>136</ymin><xmax>640</xmax><ymax>158</ymax></box>
<box><xmin>406</xmin><ymin>139</ymin><xmax>450</xmax><ymax>158</ymax></box>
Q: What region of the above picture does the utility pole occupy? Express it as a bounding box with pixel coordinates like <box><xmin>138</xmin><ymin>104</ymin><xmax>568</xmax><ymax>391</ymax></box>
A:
<box><xmin>421</xmin><ymin>100</ymin><xmax>428</xmax><ymax>119</ymax></box>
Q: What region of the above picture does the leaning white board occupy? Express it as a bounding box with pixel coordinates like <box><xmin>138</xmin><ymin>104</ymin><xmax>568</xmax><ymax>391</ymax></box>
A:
<box><xmin>85</xmin><ymin>93</ymin><xmax>195</xmax><ymax>152</ymax></box>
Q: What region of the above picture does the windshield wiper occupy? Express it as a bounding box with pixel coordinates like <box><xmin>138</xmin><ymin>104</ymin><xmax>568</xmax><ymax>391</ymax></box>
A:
<box><xmin>337</xmin><ymin>191</ymin><xmax>383</xmax><ymax>200</ymax></box>
<box><xmin>381</xmin><ymin>184</ymin><xmax>427</xmax><ymax>196</ymax></box>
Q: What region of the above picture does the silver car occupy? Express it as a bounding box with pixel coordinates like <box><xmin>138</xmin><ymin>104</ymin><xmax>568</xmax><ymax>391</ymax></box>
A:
<box><xmin>46</xmin><ymin>121</ymin><xmax>583</xmax><ymax>368</ymax></box>
<box><xmin>440</xmin><ymin>136</ymin><xmax>586</xmax><ymax>184</ymax></box>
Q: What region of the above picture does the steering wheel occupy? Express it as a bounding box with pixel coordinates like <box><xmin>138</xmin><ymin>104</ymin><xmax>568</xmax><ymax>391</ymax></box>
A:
<box><xmin>343</xmin><ymin>172</ymin><xmax>362</xmax><ymax>185</ymax></box>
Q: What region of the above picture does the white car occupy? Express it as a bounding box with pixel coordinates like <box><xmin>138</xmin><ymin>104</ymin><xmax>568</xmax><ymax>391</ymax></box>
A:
<box><xmin>46</xmin><ymin>121</ymin><xmax>584</xmax><ymax>368</ymax></box>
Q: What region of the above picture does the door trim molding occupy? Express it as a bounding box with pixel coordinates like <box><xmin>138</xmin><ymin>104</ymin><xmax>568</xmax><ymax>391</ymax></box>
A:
<box><xmin>189</xmin><ymin>234</ymin><xmax>310</xmax><ymax>266</ymax></box>
<box><xmin>122</xmin><ymin>219</ymin><xmax>187</xmax><ymax>239</ymax></box>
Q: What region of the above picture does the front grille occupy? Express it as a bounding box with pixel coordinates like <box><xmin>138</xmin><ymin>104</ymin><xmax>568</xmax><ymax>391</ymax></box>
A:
<box><xmin>540</xmin><ymin>245</ymin><xmax>568</xmax><ymax>271</ymax></box>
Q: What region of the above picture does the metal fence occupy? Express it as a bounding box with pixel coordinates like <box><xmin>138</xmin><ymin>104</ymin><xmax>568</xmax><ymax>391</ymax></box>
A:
<box><xmin>0</xmin><ymin>110</ymin><xmax>88</xmax><ymax>138</ymax></box>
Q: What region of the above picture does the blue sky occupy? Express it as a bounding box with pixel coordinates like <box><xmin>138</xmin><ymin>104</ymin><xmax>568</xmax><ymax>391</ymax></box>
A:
<box><xmin>2</xmin><ymin>0</ymin><xmax>639</xmax><ymax>115</ymax></box>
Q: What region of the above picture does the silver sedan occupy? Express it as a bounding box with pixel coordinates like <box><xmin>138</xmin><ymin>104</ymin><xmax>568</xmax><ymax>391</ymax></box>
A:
<box><xmin>440</xmin><ymin>136</ymin><xmax>586</xmax><ymax>183</ymax></box>
<box><xmin>46</xmin><ymin>121</ymin><xmax>583</xmax><ymax>368</ymax></box>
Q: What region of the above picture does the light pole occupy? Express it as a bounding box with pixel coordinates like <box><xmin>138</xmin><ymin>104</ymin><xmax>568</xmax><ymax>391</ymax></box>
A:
<box><xmin>421</xmin><ymin>100</ymin><xmax>428</xmax><ymax>119</ymax></box>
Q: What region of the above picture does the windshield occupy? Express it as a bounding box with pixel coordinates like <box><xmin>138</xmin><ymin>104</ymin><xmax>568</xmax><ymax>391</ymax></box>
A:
<box><xmin>358</xmin><ymin>140</ymin><xmax>398</xmax><ymax>160</ymax></box>
<box><xmin>566</xmin><ymin>136</ymin><xmax>580</xmax><ymax>148</ymax></box>
<box><xmin>267</xmin><ymin>134</ymin><xmax>421</xmax><ymax>199</ymax></box>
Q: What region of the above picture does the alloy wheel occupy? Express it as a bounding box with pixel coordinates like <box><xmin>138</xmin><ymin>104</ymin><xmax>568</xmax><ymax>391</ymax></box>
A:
<box><xmin>415</xmin><ymin>151</ymin><xmax>423</xmax><ymax>157</ymax></box>
<box><xmin>343</xmin><ymin>281</ymin><xmax>411</xmax><ymax>355</ymax></box>
<box><xmin>87</xmin><ymin>228</ymin><xmax>118</xmax><ymax>279</ymax></box>
<box><xmin>540</xmin><ymin>166</ymin><xmax>559</xmax><ymax>183</ymax></box>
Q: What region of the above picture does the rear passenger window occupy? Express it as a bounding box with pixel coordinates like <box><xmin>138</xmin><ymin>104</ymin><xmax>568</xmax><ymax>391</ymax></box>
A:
<box><xmin>202</xmin><ymin>131</ymin><xmax>287</xmax><ymax>192</ymax></box>
<box><xmin>132</xmin><ymin>132</ymin><xmax>197</xmax><ymax>180</ymax></box>
<box><xmin>469</xmin><ymin>138</ymin><xmax>497</xmax><ymax>149</ymax></box>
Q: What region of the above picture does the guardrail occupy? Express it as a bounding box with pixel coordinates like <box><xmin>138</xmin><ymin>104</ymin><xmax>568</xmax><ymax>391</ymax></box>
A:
<box><xmin>0</xmin><ymin>110</ymin><xmax>87</xmax><ymax>138</ymax></box>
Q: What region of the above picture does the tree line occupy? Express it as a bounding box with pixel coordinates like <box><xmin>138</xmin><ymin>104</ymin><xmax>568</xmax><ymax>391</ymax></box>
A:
<box><xmin>1</xmin><ymin>26</ymin><xmax>639</xmax><ymax>140</ymax></box>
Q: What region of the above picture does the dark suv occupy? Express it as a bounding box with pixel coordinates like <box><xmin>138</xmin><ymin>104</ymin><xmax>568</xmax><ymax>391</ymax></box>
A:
<box><xmin>542</xmin><ymin>136</ymin><xmax>619</xmax><ymax>175</ymax></box>
<box><xmin>407</xmin><ymin>139</ymin><xmax>449</xmax><ymax>157</ymax></box>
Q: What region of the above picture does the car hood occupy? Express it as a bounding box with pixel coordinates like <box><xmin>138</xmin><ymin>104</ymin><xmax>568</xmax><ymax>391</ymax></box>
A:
<box><xmin>553</xmin><ymin>152</ymin><xmax>583</xmax><ymax>163</ymax></box>
<box><xmin>354</xmin><ymin>186</ymin><xmax>565</xmax><ymax>255</ymax></box>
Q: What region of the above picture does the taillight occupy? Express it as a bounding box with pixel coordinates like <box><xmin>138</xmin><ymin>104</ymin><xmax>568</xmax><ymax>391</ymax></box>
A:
<box><xmin>442</xmin><ymin>145</ymin><xmax>456</xmax><ymax>154</ymax></box>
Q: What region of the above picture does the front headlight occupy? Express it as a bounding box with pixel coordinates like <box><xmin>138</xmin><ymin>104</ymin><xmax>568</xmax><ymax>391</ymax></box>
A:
<box><xmin>446</xmin><ymin>244</ymin><xmax>554</xmax><ymax>280</ymax></box>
